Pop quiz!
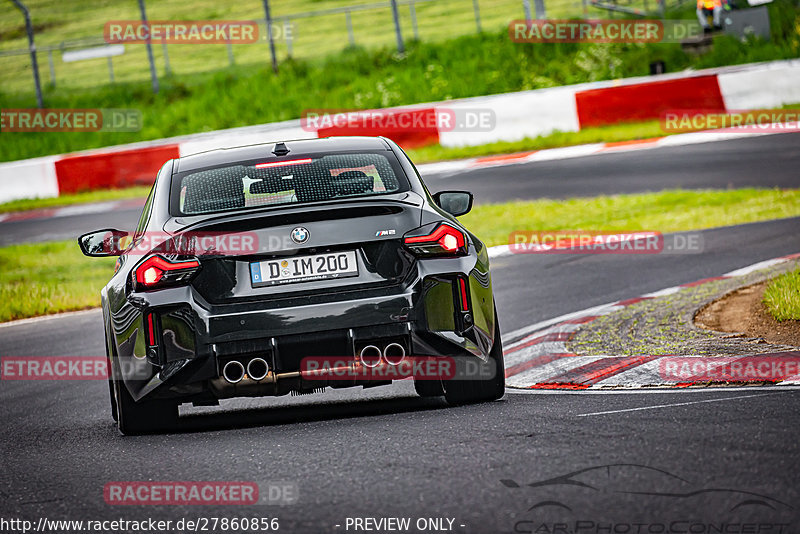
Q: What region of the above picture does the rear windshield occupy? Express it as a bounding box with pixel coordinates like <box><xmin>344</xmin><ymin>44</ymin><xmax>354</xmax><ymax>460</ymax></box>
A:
<box><xmin>172</xmin><ymin>152</ymin><xmax>406</xmax><ymax>216</ymax></box>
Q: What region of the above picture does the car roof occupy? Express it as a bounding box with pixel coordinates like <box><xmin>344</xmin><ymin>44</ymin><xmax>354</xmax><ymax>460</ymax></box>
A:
<box><xmin>174</xmin><ymin>136</ymin><xmax>393</xmax><ymax>173</ymax></box>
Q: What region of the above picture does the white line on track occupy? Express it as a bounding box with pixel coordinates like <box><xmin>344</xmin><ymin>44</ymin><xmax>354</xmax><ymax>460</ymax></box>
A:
<box><xmin>574</xmin><ymin>392</ymin><xmax>782</xmax><ymax>416</ymax></box>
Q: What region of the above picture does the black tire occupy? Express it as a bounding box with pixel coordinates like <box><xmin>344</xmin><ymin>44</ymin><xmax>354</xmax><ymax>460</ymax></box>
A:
<box><xmin>111</xmin><ymin>356</ymin><xmax>178</xmax><ymax>435</ymax></box>
<box><xmin>103</xmin><ymin>331</ymin><xmax>118</xmax><ymax>422</ymax></box>
<box><xmin>444</xmin><ymin>313</ymin><xmax>505</xmax><ymax>405</ymax></box>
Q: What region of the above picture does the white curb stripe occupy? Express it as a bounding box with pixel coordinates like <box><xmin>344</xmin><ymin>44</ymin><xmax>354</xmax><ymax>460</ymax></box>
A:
<box><xmin>503</xmin><ymin>253</ymin><xmax>800</xmax><ymax>389</ymax></box>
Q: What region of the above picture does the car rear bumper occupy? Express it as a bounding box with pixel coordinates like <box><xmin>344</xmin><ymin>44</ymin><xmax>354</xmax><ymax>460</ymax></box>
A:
<box><xmin>117</xmin><ymin>256</ymin><xmax>495</xmax><ymax>402</ymax></box>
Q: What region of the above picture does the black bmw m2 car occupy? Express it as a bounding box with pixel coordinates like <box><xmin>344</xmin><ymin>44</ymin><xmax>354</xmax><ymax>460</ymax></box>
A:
<box><xmin>79</xmin><ymin>136</ymin><xmax>504</xmax><ymax>434</ymax></box>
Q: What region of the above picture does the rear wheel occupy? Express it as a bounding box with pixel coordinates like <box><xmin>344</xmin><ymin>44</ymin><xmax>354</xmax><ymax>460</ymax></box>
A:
<box><xmin>443</xmin><ymin>313</ymin><xmax>505</xmax><ymax>405</ymax></box>
<box><xmin>111</xmin><ymin>356</ymin><xmax>178</xmax><ymax>435</ymax></box>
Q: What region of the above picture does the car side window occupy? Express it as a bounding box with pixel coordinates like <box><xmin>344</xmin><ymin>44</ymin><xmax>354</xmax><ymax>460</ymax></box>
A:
<box><xmin>134</xmin><ymin>186</ymin><xmax>155</xmax><ymax>240</ymax></box>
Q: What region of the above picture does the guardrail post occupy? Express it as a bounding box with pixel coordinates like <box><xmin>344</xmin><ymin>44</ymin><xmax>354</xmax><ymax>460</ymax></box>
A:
<box><xmin>10</xmin><ymin>0</ymin><xmax>43</xmax><ymax>108</ymax></box>
<box><xmin>346</xmin><ymin>9</ymin><xmax>355</xmax><ymax>46</ymax></box>
<box><xmin>284</xmin><ymin>18</ymin><xmax>293</xmax><ymax>57</ymax></box>
<box><xmin>534</xmin><ymin>0</ymin><xmax>547</xmax><ymax>19</ymax></box>
<box><xmin>226</xmin><ymin>40</ymin><xmax>235</xmax><ymax>65</ymax></box>
<box><xmin>107</xmin><ymin>55</ymin><xmax>115</xmax><ymax>83</ymax></box>
<box><xmin>137</xmin><ymin>0</ymin><xmax>159</xmax><ymax>94</ymax></box>
<box><xmin>47</xmin><ymin>49</ymin><xmax>56</xmax><ymax>87</ymax></box>
<box><xmin>262</xmin><ymin>0</ymin><xmax>279</xmax><ymax>73</ymax></box>
<box><xmin>390</xmin><ymin>0</ymin><xmax>405</xmax><ymax>53</ymax></box>
<box><xmin>161</xmin><ymin>41</ymin><xmax>171</xmax><ymax>75</ymax></box>
<box><xmin>410</xmin><ymin>2</ymin><xmax>419</xmax><ymax>40</ymax></box>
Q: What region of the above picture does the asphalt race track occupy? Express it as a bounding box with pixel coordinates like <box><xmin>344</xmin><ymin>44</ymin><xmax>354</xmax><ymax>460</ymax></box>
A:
<box><xmin>2</xmin><ymin>132</ymin><xmax>799</xmax><ymax>246</ymax></box>
<box><xmin>1</xmin><ymin>134</ymin><xmax>800</xmax><ymax>532</ymax></box>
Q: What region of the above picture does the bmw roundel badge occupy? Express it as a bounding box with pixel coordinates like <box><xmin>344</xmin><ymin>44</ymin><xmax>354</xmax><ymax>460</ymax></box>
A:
<box><xmin>291</xmin><ymin>226</ymin><xmax>309</xmax><ymax>244</ymax></box>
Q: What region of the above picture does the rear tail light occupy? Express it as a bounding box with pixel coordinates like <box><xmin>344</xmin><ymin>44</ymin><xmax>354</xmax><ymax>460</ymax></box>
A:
<box><xmin>254</xmin><ymin>158</ymin><xmax>313</xmax><ymax>169</ymax></box>
<box><xmin>132</xmin><ymin>255</ymin><xmax>201</xmax><ymax>291</ymax></box>
<box><xmin>403</xmin><ymin>223</ymin><xmax>467</xmax><ymax>257</ymax></box>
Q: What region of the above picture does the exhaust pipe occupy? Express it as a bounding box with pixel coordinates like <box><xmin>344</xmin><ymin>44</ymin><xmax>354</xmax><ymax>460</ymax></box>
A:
<box><xmin>359</xmin><ymin>345</ymin><xmax>382</xmax><ymax>368</ymax></box>
<box><xmin>222</xmin><ymin>360</ymin><xmax>245</xmax><ymax>384</ymax></box>
<box><xmin>383</xmin><ymin>342</ymin><xmax>406</xmax><ymax>365</ymax></box>
<box><xmin>247</xmin><ymin>358</ymin><xmax>269</xmax><ymax>381</ymax></box>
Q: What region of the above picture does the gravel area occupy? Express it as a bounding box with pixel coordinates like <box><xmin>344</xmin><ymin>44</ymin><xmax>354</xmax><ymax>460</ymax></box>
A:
<box><xmin>567</xmin><ymin>260</ymin><xmax>800</xmax><ymax>357</ymax></box>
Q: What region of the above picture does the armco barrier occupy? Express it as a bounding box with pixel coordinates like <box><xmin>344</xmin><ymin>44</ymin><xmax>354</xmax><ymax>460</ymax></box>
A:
<box><xmin>1</xmin><ymin>59</ymin><xmax>799</xmax><ymax>204</ymax></box>
<box><xmin>54</xmin><ymin>144</ymin><xmax>180</xmax><ymax>195</ymax></box>
<box><xmin>315</xmin><ymin>107</ymin><xmax>440</xmax><ymax>148</ymax></box>
<box><xmin>574</xmin><ymin>74</ymin><xmax>726</xmax><ymax>128</ymax></box>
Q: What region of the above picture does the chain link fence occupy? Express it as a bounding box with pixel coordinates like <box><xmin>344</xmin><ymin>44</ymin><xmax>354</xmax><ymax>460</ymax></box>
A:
<box><xmin>1</xmin><ymin>0</ymin><xmax>676</xmax><ymax>96</ymax></box>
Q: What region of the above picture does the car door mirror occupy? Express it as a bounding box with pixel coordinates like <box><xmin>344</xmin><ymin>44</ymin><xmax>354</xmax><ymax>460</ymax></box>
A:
<box><xmin>433</xmin><ymin>191</ymin><xmax>473</xmax><ymax>216</ymax></box>
<box><xmin>77</xmin><ymin>229</ymin><xmax>131</xmax><ymax>257</ymax></box>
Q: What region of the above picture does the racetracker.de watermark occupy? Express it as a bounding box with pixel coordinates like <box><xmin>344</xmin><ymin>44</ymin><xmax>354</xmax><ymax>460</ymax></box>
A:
<box><xmin>661</xmin><ymin>109</ymin><xmax>800</xmax><ymax>133</ymax></box>
<box><xmin>103</xmin><ymin>481</ymin><xmax>297</xmax><ymax>505</ymax></box>
<box><xmin>509</xmin><ymin>19</ymin><xmax>703</xmax><ymax>43</ymax></box>
<box><xmin>104</xmin><ymin>20</ymin><xmax>262</xmax><ymax>44</ymax></box>
<box><xmin>508</xmin><ymin>231</ymin><xmax>703</xmax><ymax>255</ymax></box>
<box><xmin>300</xmin><ymin>356</ymin><xmax>496</xmax><ymax>381</ymax></box>
<box><xmin>660</xmin><ymin>354</ymin><xmax>800</xmax><ymax>382</ymax></box>
<box><xmin>1</xmin><ymin>357</ymin><xmax>108</xmax><ymax>380</ymax></box>
<box><xmin>1</xmin><ymin>109</ymin><xmax>141</xmax><ymax>132</ymax></box>
<box><xmin>95</xmin><ymin>230</ymin><xmax>263</xmax><ymax>257</ymax></box>
<box><xmin>301</xmin><ymin>108</ymin><xmax>496</xmax><ymax>133</ymax></box>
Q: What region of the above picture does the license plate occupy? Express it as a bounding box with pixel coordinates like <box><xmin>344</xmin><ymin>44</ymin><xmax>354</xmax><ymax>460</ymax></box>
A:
<box><xmin>250</xmin><ymin>251</ymin><xmax>359</xmax><ymax>287</ymax></box>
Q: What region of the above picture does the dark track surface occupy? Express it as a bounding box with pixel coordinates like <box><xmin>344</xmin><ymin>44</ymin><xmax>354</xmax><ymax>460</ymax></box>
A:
<box><xmin>2</xmin><ymin>132</ymin><xmax>798</xmax><ymax>246</ymax></box>
<box><xmin>1</xmin><ymin>135</ymin><xmax>800</xmax><ymax>531</ymax></box>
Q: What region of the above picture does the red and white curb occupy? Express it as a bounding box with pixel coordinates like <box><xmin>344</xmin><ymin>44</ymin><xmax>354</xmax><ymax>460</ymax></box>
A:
<box><xmin>501</xmin><ymin>253</ymin><xmax>800</xmax><ymax>389</ymax></box>
<box><xmin>420</xmin><ymin>124</ymin><xmax>800</xmax><ymax>178</ymax></box>
<box><xmin>1</xmin><ymin>124</ymin><xmax>794</xmax><ymax>226</ymax></box>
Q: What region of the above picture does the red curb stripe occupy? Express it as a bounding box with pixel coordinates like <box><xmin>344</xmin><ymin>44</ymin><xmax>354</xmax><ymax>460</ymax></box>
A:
<box><xmin>598</xmin><ymin>137</ymin><xmax>664</xmax><ymax>152</ymax></box>
<box><xmin>473</xmin><ymin>151</ymin><xmax>537</xmax><ymax>165</ymax></box>
<box><xmin>535</xmin><ymin>355</ymin><xmax>657</xmax><ymax>387</ymax></box>
<box><xmin>504</xmin><ymin>352</ymin><xmax>574</xmax><ymax>379</ymax></box>
<box><xmin>615</xmin><ymin>296</ymin><xmax>654</xmax><ymax>307</ymax></box>
<box><xmin>0</xmin><ymin>209</ymin><xmax>59</xmax><ymax>223</ymax></box>
<box><xmin>529</xmin><ymin>382</ymin><xmax>590</xmax><ymax>390</ymax></box>
<box><xmin>680</xmin><ymin>276</ymin><xmax>727</xmax><ymax>288</ymax></box>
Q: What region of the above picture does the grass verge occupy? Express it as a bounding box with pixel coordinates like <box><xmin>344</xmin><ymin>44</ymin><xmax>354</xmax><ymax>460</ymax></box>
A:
<box><xmin>763</xmin><ymin>269</ymin><xmax>800</xmax><ymax>321</ymax></box>
<box><xmin>407</xmin><ymin>120</ymin><xmax>664</xmax><ymax>163</ymax></box>
<box><xmin>0</xmin><ymin>186</ymin><xmax>151</xmax><ymax>214</ymax></box>
<box><xmin>460</xmin><ymin>188</ymin><xmax>800</xmax><ymax>247</ymax></box>
<box><xmin>0</xmin><ymin>241</ymin><xmax>114</xmax><ymax>323</ymax></box>
<box><xmin>2</xmin><ymin>188</ymin><xmax>799</xmax><ymax>322</ymax></box>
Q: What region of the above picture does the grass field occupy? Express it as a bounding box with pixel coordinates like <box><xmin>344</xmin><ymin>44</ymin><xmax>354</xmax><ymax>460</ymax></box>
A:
<box><xmin>0</xmin><ymin>240</ymin><xmax>114</xmax><ymax>322</ymax></box>
<box><xmin>764</xmin><ymin>268</ymin><xmax>800</xmax><ymax>321</ymax></box>
<box><xmin>0</xmin><ymin>186</ymin><xmax>151</xmax><ymax>214</ymax></box>
<box><xmin>2</xmin><ymin>0</ymin><xmax>799</xmax><ymax>162</ymax></box>
<box><xmin>2</xmin><ymin>187</ymin><xmax>799</xmax><ymax>322</ymax></box>
<box><xmin>0</xmin><ymin>0</ymin><xmax>587</xmax><ymax>93</ymax></box>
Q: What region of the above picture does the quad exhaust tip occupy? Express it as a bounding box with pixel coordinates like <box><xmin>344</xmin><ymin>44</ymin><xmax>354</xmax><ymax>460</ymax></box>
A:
<box><xmin>247</xmin><ymin>357</ymin><xmax>269</xmax><ymax>381</ymax></box>
<box><xmin>222</xmin><ymin>360</ymin><xmax>245</xmax><ymax>384</ymax></box>
<box><xmin>359</xmin><ymin>345</ymin><xmax>382</xmax><ymax>368</ymax></box>
<box><xmin>383</xmin><ymin>342</ymin><xmax>406</xmax><ymax>365</ymax></box>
